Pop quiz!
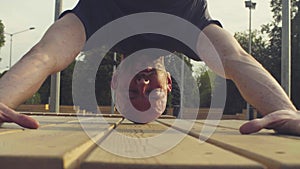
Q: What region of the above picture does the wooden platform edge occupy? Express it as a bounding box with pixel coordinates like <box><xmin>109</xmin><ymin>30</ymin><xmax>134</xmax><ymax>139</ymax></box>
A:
<box><xmin>63</xmin><ymin>118</ymin><xmax>124</xmax><ymax>169</ymax></box>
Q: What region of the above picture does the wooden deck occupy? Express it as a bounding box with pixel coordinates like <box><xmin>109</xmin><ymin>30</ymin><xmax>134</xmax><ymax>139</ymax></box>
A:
<box><xmin>0</xmin><ymin>112</ymin><xmax>299</xmax><ymax>169</ymax></box>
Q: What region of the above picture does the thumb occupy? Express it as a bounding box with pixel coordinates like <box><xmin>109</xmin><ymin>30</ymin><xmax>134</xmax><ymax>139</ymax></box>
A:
<box><xmin>239</xmin><ymin>110</ymin><xmax>297</xmax><ymax>135</ymax></box>
<box><xmin>239</xmin><ymin>118</ymin><xmax>269</xmax><ymax>134</ymax></box>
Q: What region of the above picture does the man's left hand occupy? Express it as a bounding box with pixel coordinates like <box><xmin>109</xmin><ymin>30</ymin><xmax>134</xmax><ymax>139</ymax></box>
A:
<box><xmin>239</xmin><ymin>110</ymin><xmax>300</xmax><ymax>136</ymax></box>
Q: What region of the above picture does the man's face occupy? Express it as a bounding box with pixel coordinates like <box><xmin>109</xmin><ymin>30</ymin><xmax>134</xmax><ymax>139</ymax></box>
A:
<box><xmin>129</xmin><ymin>67</ymin><xmax>171</xmax><ymax>111</ymax></box>
<box><xmin>111</xmin><ymin>60</ymin><xmax>172</xmax><ymax>123</ymax></box>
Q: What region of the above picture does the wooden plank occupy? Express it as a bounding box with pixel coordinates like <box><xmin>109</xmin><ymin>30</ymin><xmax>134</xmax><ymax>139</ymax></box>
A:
<box><xmin>158</xmin><ymin>119</ymin><xmax>300</xmax><ymax>169</ymax></box>
<box><xmin>195</xmin><ymin>120</ymin><xmax>300</xmax><ymax>141</ymax></box>
<box><xmin>0</xmin><ymin>115</ymin><xmax>80</xmax><ymax>135</ymax></box>
<box><xmin>16</xmin><ymin>105</ymin><xmax>118</xmax><ymax>113</ymax></box>
<box><xmin>81</xmin><ymin>119</ymin><xmax>263</xmax><ymax>169</ymax></box>
<box><xmin>0</xmin><ymin>125</ymin><xmax>24</xmax><ymax>135</ymax></box>
<box><xmin>0</xmin><ymin>116</ymin><xmax>76</xmax><ymax>135</ymax></box>
<box><xmin>195</xmin><ymin>120</ymin><xmax>253</xmax><ymax>130</ymax></box>
<box><xmin>0</xmin><ymin>116</ymin><xmax>122</xmax><ymax>169</ymax></box>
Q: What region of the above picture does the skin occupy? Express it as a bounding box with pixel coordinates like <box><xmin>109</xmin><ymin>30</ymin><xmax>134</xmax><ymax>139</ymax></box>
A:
<box><xmin>0</xmin><ymin>13</ymin><xmax>299</xmax><ymax>135</ymax></box>
<box><xmin>197</xmin><ymin>24</ymin><xmax>300</xmax><ymax>135</ymax></box>
<box><xmin>0</xmin><ymin>14</ymin><xmax>85</xmax><ymax>128</ymax></box>
<box><xmin>128</xmin><ymin>68</ymin><xmax>172</xmax><ymax>111</ymax></box>
<box><xmin>112</xmin><ymin>64</ymin><xmax>172</xmax><ymax>111</ymax></box>
<box><xmin>111</xmin><ymin>55</ymin><xmax>172</xmax><ymax>123</ymax></box>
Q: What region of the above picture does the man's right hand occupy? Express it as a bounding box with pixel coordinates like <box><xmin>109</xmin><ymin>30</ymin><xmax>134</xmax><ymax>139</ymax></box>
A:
<box><xmin>0</xmin><ymin>103</ymin><xmax>39</xmax><ymax>129</ymax></box>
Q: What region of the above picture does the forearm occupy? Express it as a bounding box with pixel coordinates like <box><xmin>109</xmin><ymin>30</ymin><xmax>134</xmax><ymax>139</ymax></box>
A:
<box><xmin>198</xmin><ymin>24</ymin><xmax>297</xmax><ymax>116</ymax></box>
<box><xmin>225</xmin><ymin>53</ymin><xmax>297</xmax><ymax>115</ymax></box>
<box><xmin>0</xmin><ymin>13</ymin><xmax>85</xmax><ymax>109</ymax></box>
<box><xmin>0</xmin><ymin>50</ymin><xmax>53</xmax><ymax>108</ymax></box>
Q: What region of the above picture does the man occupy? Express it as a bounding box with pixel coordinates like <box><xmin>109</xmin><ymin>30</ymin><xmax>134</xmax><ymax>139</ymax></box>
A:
<box><xmin>111</xmin><ymin>51</ymin><xmax>172</xmax><ymax>123</ymax></box>
<box><xmin>0</xmin><ymin>0</ymin><xmax>299</xmax><ymax>135</ymax></box>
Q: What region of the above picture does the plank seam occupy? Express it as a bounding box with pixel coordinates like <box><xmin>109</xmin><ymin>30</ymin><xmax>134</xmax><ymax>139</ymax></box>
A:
<box><xmin>64</xmin><ymin>117</ymin><xmax>124</xmax><ymax>169</ymax></box>
<box><xmin>157</xmin><ymin>120</ymin><xmax>280</xmax><ymax>169</ymax></box>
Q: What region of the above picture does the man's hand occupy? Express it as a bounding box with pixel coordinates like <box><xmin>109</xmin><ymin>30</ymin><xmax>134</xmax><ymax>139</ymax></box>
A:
<box><xmin>239</xmin><ymin>110</ymin><xmax>300</xmax><ymax>136</ymax></box>
<box><xmin>0</xmin><ymin>103</ymin><xmax>39</xmax><ymax>129</ymax></box>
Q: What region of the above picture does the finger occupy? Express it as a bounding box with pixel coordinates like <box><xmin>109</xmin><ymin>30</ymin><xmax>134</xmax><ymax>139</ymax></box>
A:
<box><xmin>14</xmin><ymin>113</ymin><xmax>39</xmax><ymax>129</ymax></box>
<box><xmin>1</xmin><ymin>105</ymin><xmax>39</xmax><ymax>129</ymax></box>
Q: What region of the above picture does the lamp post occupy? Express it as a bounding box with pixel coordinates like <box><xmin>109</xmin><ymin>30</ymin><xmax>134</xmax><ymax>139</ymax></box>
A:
<box><xmin>245</xmin><ymin>0</ymin><xmax>256</xmax><ymax>120</ymax></box>
<box><xmin>49</xmin><ymin>0</ymin><xmax>62</xmax><ymax>113</ymax></box>
<box><xmin>245</xmin><ymin>0</ymin><xmax>256</xmax><ymax>55</ymax></box>
<box><xmin>4</xmin><ymin>27</ymin><xmax>35</xmax><ymax>68</ymax></box>
<box><xmin>281</xmin><ymin>0</ymin><xmax>291</xmax><ymax>98</ymax></box>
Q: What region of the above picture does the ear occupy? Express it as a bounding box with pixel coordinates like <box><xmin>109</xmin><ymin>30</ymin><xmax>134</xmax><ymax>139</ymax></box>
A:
<box><xmin>111</xmin><ymin>71</ymin><xmax>118</xmax><ymax>90</ymax></box>
<box><xmin>166</xmin><ymin>72</ymin><xmax>172</xmax><ymax>92</ymax></box>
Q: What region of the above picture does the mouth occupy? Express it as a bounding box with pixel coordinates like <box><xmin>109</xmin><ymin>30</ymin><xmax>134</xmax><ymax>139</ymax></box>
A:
<box><xmin>137</xmin><ymin>67</ymin><xmax>155</xmax><ymax>76</ymax></box>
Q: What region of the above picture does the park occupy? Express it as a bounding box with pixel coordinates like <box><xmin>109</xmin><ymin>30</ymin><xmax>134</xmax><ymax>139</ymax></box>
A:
<box><xmin>0</xmin><ymin>0</ymin><xmax>300</xmax><ymax>169</ymax></box>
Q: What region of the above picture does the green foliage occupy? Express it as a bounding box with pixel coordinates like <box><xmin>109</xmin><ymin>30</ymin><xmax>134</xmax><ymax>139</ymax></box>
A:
<box><xmin>270</xmin><ymin>0</ymin><xmax>298</xmax><ymax>23</ymax></box>
<box><xmin>198</xmin><ymin>70</ymin><xmax>215</xmax><ymax>107</ymax></box>
<box><xmin>60</xmin><ymin>61</ymin><xmax>76</xmax><ymax>105</ymax></box>
<box><xmin>226</xmin><ymin>30</ymin><xmax>272</xmax><ymax>114</ymax></box>
<box><xmin>265</xmin><ymin>0</ymin><xmax>300</xmax><ymax>108</ymax></box>
<box><xmin>229</xmin><ymin>0</ymin><xmax>300</xmax><ymax>111</ymax></box>
<box><xmin>25</xmin><ymin>93</ymin><xmax>41</xmax><ymax>104</ymax></box>
<box><xmin>38</xmin><ymin>76</ymin><xmax>50</xmax><ymax>104</ymax></box>
<box><xmin>0</xmin><ymin>20</ymin><xmax>5</xmax><ymax>48</ymax></box>
<box><xmin>234</xmin><ymin>30</ymin><xmax>280</xmax><ymax>80</ymax></box>
<box><xmin>292</xmin><ymin>1</ymin><xmax>300</xmax><ymax>108</ymax></box>
<box><xmin>225</xmin><ymin>2</ymin><xmax>281</xmax><ymax>113</ymax></box>
<box><xmin>164</xmin><ymin>53</ymin><xmax>200</xmax><ymax>108</ymax></box>
<box><xmin>95</xmin><ymin>52</ymin><xmax>122</xmax><ymax>106</ymax></box>
<box><xmin>192</xmin><ymin>63</ymin><xmax>217</xmax><ymax>108</ymax></box>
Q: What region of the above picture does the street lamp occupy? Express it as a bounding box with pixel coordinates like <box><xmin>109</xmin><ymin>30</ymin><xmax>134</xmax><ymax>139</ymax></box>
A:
<box><xmin>4</xmin><ymin>27</ymin><xmax>35</xmax><ymax>68</ymax></box>
<box><xmin>245</xmin><ymin>0</ymin><xmax>256</xmax><ymax>120</ymax></box>
<box><xmin>245</xmin><ymin>0</ymin><xmax>256</xmax><ymax>55</ymax></box>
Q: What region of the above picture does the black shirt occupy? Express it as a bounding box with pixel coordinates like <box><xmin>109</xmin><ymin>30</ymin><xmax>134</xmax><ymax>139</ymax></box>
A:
<box><xmin>61</xmin><ymin>0</ymin><xmax>222</xmax><ymax>61</ymax></box>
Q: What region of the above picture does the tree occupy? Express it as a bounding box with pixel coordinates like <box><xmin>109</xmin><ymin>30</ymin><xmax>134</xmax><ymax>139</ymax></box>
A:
<box><xmin>95</xmin><ymin>52</ymin><xmax>121</xmax><ymax>106</ymax></box>
<box><xmin>234</xmin><ymin>30</ymin><xmax>280</xmax><ymax>79</ymax></box>
<box><xmin>37</xmin><ymin>52</ymin><xmax>119</xmax><ymax>106</ymax></box>
<box><xmin>263</xmin><ymin>0</ymin><xmax>300</xmax><ymax>109</ymax></box>
<box><xmin>220</xmin><ymin>30</ymin><xmax>271</xmax><ymax>115</ymax></box>
<box><xmin>198</xmin><ymin>69</ymin><xmax>215</xmax><ymax>108</ymax></box>
<box><xmin>224</xmin><ymin>0</ymin><xmax>300</xmax><ymax>114</ymax></box>
<box><xmin>0</xmin><ymin>20</ymin><xmax>5</xmax><ymax>48</ymax></box>
<box><xmin>60</xmin><ymin>61</ymin><xmax>76</xmax><ymax>105</ymax></box>
<box><xmin>164</xmin><ymin>53</ymin><xmax>199</xmax><ymax>109</ymax></box>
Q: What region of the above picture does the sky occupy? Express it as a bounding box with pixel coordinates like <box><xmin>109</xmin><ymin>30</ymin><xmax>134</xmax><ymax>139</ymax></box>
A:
<box><xmin>0</xmin><ymin>0</ymin><xmax>273</xmax><ymax>72</ymax></box>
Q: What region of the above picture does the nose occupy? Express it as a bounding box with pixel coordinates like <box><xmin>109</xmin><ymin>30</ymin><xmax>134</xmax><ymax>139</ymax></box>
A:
<box><xmin>136</xmin><ymin>77</ymin><xmax>150</xmax><ymax>95</ymax></box>
<box><xmin>136</xmin><ymin>77</ymin><xmax>150</xmax><ymax>85</ymax></box>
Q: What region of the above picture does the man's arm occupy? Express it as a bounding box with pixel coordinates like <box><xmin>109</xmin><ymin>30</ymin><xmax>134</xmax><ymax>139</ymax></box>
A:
<box><xmin>197</xmin><ymin>24</ymin><xmax>300</xmax><ymax>135</ymax></box>
<box><xmin>0</xmin><ymin>13</ymin><xmax>86</xmax><ymax>128</ymax></box>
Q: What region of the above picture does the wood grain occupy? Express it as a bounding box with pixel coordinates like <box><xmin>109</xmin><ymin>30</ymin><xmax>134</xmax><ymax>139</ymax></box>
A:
<box><xmin>0</xmin><ymin>116</ymin><xmax>122</xmax><ymax>169</ymax></box>
<box><xmin>158</xmin><ymin>119</ymin><xmax>300</xmax><ymax>169</ymax></box>
<box><xmin>81</xmin><ymin>120</ymin><xmax>263</xmax><ymax>169</ymax></box>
